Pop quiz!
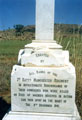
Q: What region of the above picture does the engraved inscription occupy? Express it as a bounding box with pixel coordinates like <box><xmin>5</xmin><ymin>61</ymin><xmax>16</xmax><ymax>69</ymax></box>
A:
<box><xmin>12</xmin><ymin>68</ymin><xmax>74</xmax><ymax>113</ymax></box>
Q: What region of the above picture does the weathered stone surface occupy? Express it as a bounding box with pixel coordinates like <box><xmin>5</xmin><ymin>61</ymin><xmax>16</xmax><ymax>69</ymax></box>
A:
<box><xmin>20</xmin><ymin>49</ymin><xmax>69</xmax><ymax>67</ymax></box>
<box><xmin>11</xmin><ymin>63</ymin><xmax>76</xmax><ymax>114</ymax></box>
<box><xmin>18</xmin><ymin>42</ymin><xmax>69</xmax><ymax>67</ymax></box>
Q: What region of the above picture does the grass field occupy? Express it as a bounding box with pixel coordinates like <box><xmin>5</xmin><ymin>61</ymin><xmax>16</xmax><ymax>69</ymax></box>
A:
<box><xmin>56</xmin><ymin>34</ymin><xmax>82</xmax><ymax>119</ymax></box>
<box><xmin>0</xmin><ymin>32</ymin><xmax>82</xmax><ymax>119</ymax></box>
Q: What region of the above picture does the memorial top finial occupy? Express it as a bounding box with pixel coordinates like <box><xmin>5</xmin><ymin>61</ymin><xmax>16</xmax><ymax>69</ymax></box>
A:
<box><xmin>35</xmin><ymin>0</ymin><xmax>55</xmax><ymax>42</ymax></box>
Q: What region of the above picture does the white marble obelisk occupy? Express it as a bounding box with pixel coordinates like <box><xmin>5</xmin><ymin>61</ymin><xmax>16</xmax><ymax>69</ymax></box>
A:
<box><xmin>36</xmin><ymin>0</ymin><xmax>54</xmax><ymax>41</ymax></box>
<box><xmin>2</xmin><ymin>0</ymin><xmax>81</xmax><ymax>120</ymax></box>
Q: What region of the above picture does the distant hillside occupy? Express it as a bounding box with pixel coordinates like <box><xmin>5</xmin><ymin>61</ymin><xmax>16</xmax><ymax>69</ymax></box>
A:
<box><xmin>0</xmin><ymin>24</ymin><xmax>82</xmax><ymax>41</ymax></box>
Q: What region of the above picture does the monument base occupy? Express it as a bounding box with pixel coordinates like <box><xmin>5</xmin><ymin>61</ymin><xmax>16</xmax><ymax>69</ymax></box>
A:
<box><xmin>2</xmin><ymin>105</ymin><xmax>81</xmax><ymax>120</ymax></box>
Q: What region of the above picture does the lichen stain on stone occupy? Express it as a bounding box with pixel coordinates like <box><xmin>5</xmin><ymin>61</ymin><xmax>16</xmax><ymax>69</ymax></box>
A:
<box><xmin>23</xmin><ymin>63</ymin><xmax>68</xmax><ymax>68</ymax></box>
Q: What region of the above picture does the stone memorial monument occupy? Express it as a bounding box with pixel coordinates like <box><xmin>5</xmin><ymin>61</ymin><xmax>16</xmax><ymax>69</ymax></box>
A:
<box><xmin>3</xmin><ymin>0</ymin><xmax>81</xmax><ymax>120</ymax></box>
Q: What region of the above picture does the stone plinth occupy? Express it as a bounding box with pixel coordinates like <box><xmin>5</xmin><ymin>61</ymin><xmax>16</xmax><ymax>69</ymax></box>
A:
<box><xmin>11</xmin><ymin>64</ymin><xmax>75</xmax><ymax>113</ymax></box>
<box><xmin>2</xmin><ymin>41</ymin><xmax>81</xmax><ymax>120</ymax></box>
<box><xmin>3</xmin><ymin>105</ymin><xmax>80</xmax><ymax>120</ymax></box>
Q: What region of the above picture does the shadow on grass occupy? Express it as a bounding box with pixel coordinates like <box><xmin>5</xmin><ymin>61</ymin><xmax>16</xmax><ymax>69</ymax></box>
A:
<box><xmin>0</xmin><ymin>97</ymin><xmax>10</xmax><ymax>120</ymax></box>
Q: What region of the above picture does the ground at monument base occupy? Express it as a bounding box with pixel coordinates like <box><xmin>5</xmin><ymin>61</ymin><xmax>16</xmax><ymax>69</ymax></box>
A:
<box><xmin>2</xmin><ymin>106</ymin><xmax>81</xmax><ymax>120</ymax></box>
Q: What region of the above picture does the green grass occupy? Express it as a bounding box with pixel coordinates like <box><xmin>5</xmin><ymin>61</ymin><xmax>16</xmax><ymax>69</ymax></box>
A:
<box><xmin>0</xmin><ymin>40</ymin><xmax>31</xmax><ymax>57</ymax></box>
<box><xmin>0</xmin><ymin>39</ymin><xmax>31</xmax><ymax>101</ymax></box>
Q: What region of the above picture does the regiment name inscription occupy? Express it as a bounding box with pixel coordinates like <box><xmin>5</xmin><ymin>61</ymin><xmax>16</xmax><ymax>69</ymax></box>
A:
<box><xmin>11</xmin><ymin>65</ymin><xmax>75</xmax><ymax>113</ymax></box>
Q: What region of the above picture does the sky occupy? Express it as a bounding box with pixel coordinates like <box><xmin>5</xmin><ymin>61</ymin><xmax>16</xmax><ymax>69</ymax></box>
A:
<box><xmin>0</xmin><ymin>0</ymin><xmax>82</xmax><ymax>30</ymax></box>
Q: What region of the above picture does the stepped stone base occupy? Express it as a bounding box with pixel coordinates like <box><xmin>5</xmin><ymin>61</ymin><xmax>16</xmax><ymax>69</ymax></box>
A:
<box><xmin>2</xmin><ymin>105</ymin><xmax>81</xmax><ymax>120</ymax></box>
